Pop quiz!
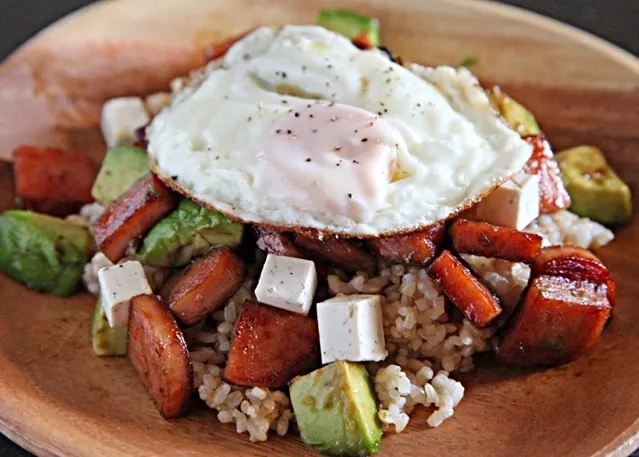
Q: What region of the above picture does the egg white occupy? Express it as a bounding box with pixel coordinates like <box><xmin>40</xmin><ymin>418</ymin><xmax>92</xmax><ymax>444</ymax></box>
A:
<box><xmin>148</xmin><ymin>25</ymin><xmax>532</xmax><ymax>236</ymax></box>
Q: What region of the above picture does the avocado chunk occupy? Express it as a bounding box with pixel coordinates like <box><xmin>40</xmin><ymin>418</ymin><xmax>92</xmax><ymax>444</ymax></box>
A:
<box><xmin>137</xmin><ymin>198</ymin><xmax>244</xmax><ymax>268</ymax></box>
<box><xmin>318</xmin><ymin>9</ymin><xmax>381</xmax><ymax>48</ymax></box>
<box><xmin>488</xmin><ymin>86</ymin><xmax>541</xmax><ymax>137</ymax></box>
<box><xmin>91</xmin><ymin>146</ymin><xmax>149</xmax><ymax>205</ymax></box>
<box><xmin>92</xmin><ymin>296</ymin><xmax>127</xmax><ymax>356</ymax></box>
<box><xmin>290</xmin><ymin>361</ymin><xmax>382</xmax><ymax>457</ymax></box>
<box><xmin>0</xmin><ymin>210</ymin><xmax>90</xmax><ymax>296</ymax></box>
<box><xmin>556</xmin><ymin>145</ymin><xmax>632</xmax><ymax>225</ymax></box>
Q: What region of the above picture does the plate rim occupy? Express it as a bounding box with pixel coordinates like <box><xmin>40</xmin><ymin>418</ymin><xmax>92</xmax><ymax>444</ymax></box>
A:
<box><xmin>0</xmin><ymin>0</ymin><xmax>638</xmax><ymax>456</ymax></box>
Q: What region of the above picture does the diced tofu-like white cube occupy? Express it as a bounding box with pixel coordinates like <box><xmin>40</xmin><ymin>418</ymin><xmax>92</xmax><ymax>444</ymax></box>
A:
<box><xmin>255</xmin><ymin>254</ymin><xmax>317</xmax><ymax>315</ymax></box>
<box><xmin>144</xmin><ymin>92</ymin><xmax>172</xmax><ymax>116</ymax></box>
<box><xmin>475</xmin><ymin>173</ymin><xmax>540</xmax><ymax>230</ymax></box>
<box><xmin>317</xmin><ymin>294</ymin><xmax>387</xmax><ymax>364</ymax></box>
<box><xmin>98</xmin><ymin>260</ymin><xmax>152</xmax><ymax>328</ymax></box>
<box><xmin>100</xmin><ymin>97</ymin><xmax>150</xmax><ymax>147</ymax></box>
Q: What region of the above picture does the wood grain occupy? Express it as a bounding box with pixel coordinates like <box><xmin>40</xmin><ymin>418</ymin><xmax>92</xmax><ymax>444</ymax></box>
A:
<box><xmin>0</xmin><ymin>0</ymin><xmax>638</xmax><ymax>456</ymax></box>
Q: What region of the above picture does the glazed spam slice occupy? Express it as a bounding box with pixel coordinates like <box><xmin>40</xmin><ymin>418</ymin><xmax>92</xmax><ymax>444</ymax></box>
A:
<box><xmin>450</xmin><ymin>219</ymin><xmax>542</xmax><ymax>263</ymax></box>
<box><xmin>428</xmin><ymin>250</ymin><xmax>502</xmax><ymax>328</ymax></box>
<box><xmin>93</xmin><ymin>173</ymin><xmax>177</xmax><ymax>263</ymax></box>
<box><xmin>224</xmin><ymin>301</ymin><xmax>320</xmax><ymax>388</ymax></box>
<box><xmin>532</xmin><ymin>245</ymin><xmax>616</xmax><ymax>307</ymax></box>
<box><xmin>255</xmin><ymin>227</ymin><xmax>304</xmax><ymax>258</ymax></box>
<box><xmin>370</xmin><ymin>222</ymin><xmax>446</xmax><ymax>264</ymax></box>
<box><xmin>14</xmin><ymin>145</ymin><xmax>97</xmax><ymax>217</ymax></box>
<box><xmin>162</xmin><ymin>246</ymin><xmax>247</xmax><ymax>326</ymax></box>
<box><xmin>128</xmin><ymin>294</ymin><xmax>193</xmax><ymax>418</ymax></box>
<box><xmin>498</xmin><ymin>275</ymin><xmax>611</xmax><ymax>367</ymax></box>
<box><xmin>523</xmin><ymin>136</ymin><xmax>571</xmax><ymax>214</ymax></box>
<box><xmin>294</xmin><ymin>234</ymin><xmax>376</xmax><ymax>272</ymax></box>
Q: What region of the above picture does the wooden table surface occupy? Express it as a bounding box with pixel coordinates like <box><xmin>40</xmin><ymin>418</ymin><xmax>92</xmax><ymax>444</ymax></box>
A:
<box><xmin>0</xmin><ymin>0</ymin><xmax>637</xmax><ymax>456</ymax></box>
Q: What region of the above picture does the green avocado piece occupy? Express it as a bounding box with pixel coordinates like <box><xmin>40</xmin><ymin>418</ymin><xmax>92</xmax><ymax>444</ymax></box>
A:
<box><xmin>488</xmin><ymin>86</ymin><xmax>541</xmax><ymax>137</ymax></box>
<box><xmin>92</xmin><ymin>296</ymin><xmax>127</xmax><ymax>357</ymax></box>
<box><xmin>290</xmin><ymin>361</ymin><xmax>382</xmax><ymax>457</ymax></box>
<box><xmin>0</xmin><ymin>210</ymin><xmax>90</xmax><ymax>296</ymax></box>
<box><xmin>137</xmin><ymin>198</ymin><xmax>244</xmax><ymax>268</ymax></box>
<box><xmin>556</xmin><ymin>145</ymin><xmax>632</xmax><ymax>225</ymax></box>
<box><xmin>318</xmin><ymin>9</ymin><xmax>381</xmax><ymax>47</ymax></box>
<box><xmin>91</xmin><ymin>146</ymin><xmax>149</xmax><ymax>205</ymax></box>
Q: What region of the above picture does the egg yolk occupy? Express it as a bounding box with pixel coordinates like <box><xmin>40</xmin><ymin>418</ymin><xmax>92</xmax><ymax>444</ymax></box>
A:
<box><xmin>256</xmin><ymin>101</ymin><xmax>408</xmax><ymax>223</ymax></box>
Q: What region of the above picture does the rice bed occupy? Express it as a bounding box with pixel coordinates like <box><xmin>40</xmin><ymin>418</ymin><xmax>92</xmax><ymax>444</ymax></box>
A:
<box><xmin>79</xmin><ymin>205</ymin><xmax>613</xmax><ymax>442</ymax></box>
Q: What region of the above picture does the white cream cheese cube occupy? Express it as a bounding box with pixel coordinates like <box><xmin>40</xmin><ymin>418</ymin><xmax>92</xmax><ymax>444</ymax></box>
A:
<box><xmin>98</xmin><ymin>260</ymin><xmax>152</xmax><ymax>328</ymax></box>
<box><xmin>255</xmin><ymin>254</ymin><xmax>317</xmax><ymax>315</ymax></box>
<box><xmin>475</xmin><ymin>173</ymin><xmax>540</xmax><ymax>230</ymax></box>
<box><xmin>100</xmin><ymin>97</ymin><xmax>150</xmax><ymax>147</ymax></box>
<box><xmin>317</xmin><ymin>294</ymin><xmax>387</xmax><ymax>364</ymax></box>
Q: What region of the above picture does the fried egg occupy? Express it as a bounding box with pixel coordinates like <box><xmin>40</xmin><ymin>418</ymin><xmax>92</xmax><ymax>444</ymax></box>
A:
<box><xmin>147</xmin><ymin>25</ymin><xmax>532</xmax><ymax>236</ymax></box>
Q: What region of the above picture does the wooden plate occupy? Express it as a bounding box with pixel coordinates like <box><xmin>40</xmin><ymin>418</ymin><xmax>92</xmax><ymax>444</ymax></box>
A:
<box><xmin>0</xmin><ymin>1</ymin><xmax>638</xmax><ymax>456</ymax></box>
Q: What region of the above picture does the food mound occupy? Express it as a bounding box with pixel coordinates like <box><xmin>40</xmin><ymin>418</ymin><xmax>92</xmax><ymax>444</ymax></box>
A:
<box><xmin>0</xmin><ymin>8</ymin><xmax>632</xmax><ymax>457</ymax></box>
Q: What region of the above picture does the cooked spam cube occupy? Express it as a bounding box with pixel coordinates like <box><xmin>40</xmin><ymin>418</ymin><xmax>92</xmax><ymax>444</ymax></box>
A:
<box><xmin>428</xmin><ymin>250</ymin><xmax>502</xmax><ymax>328</ymax></box>
<box><xmin>532</xmin><ymin>245</ymin><xmax>616</xmax><ymax>307</ymax></box>
<box><xmin>522</xmin><ymin>136</ymin><xmax>571</xmax><ymax>214</ymax></box>
<box><xmin>255</xmin><ymin>227</ymin><xmax>329</xmax><ymax>280</ymax></box>
<box><xmin>369</xmin><ymin>222</ymin><xmax>446</xmax><ymax>264</ymax></box>
<box><xmin>474</xmin><ymin>173</ymin><xmax>539</xmax><ymax>230</ymax></box>
<box><xmin>255</xmin><ymin>254</ymin><xmax>318</xmax><ymax>316</ymax></box>
<box><xmin>255</xmin><ymin>227</ymin><xmax>304</xmax><ymax>258</ymax></box>
<box><xmin>317</xmin><ymin>294</ymin><xmax>387</xmax><ymax>364</ymax></box>
<box><xmin>294</xmin><ymin>234</ymin><xmax>376</xmax><ymax>272</ymax></box>
<box><xmin>98</xmin><ymin>260</ymin><xmax>152</xmax><ymax>327</ymax></box>
<box><xmin>498</xmin><ymin>275</ymin><xmax>611</xmax><ymax>367</ymax></box>
<box><xmin>161</xmin><ymin>246</ymin><xmax>246</xmax><ymax>326</ymax></box>
<box><xmin>101</xmin><ymin>97</ymin><xmax>150</xmax><ymax>147</ymax></box>
<box><xmin>92</xmin><ymin>174</ymin><xmax>178</xmax><ymax>263</ymax></box>
<box><xmin>13</xmin><ymin>145</ymin><xmax>97</xmax><ymax>217</ymax></box>
<box><xmin>223</xmin><ymin>301</ymin><xmax>320</xmax><ymax>388</ymax></box>
<box><xmin>450</xmin><ymin>219</ymin><xmax>543</xmax><ymax>263</ymax></box>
